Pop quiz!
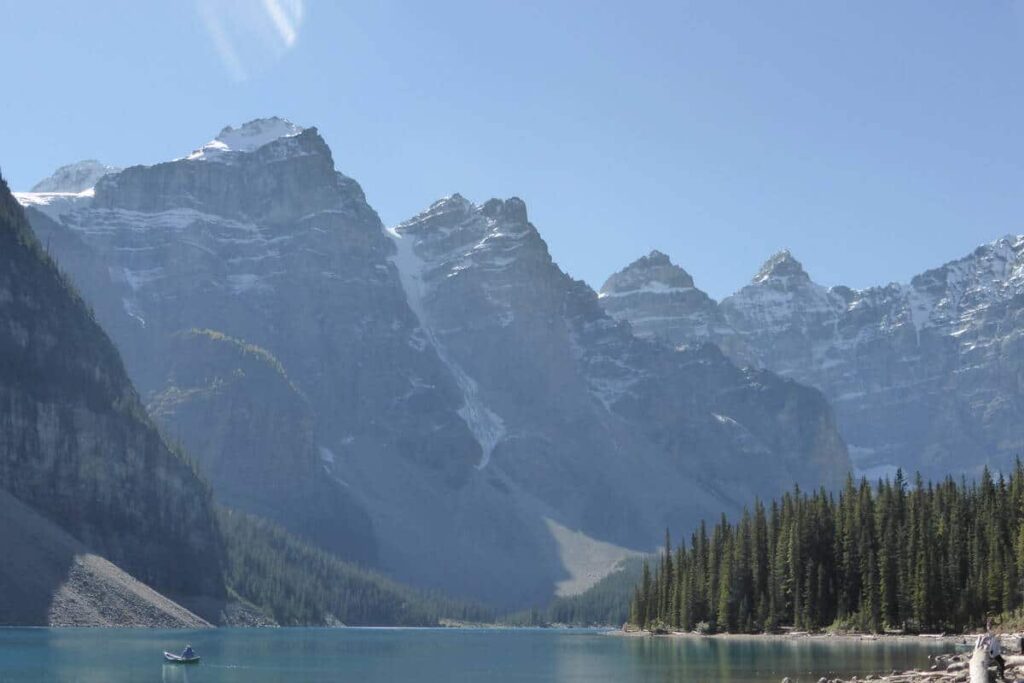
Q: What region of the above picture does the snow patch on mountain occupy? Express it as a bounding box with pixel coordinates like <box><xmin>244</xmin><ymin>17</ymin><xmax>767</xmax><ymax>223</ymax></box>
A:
<box><xmin>598</xmin><ymin>281</ymin><xmax>694</xmax><ymax>298</ymax></box>
<box><xmin>14</xmin><ymin>189</ymin><xmax>95</xmax><ymax>221</ymax></box>
<box><xmin>59</xmin><ymin>207</ymin><xmax>260</xmax><ymax>237</ymax></box>
<box><xmin>121</xmin><ymin>297</ymin><xmax>146</xmax><ymax>327</ymax></box>
<box><xmin>386</xmin><ymin>219</ymin><xmax>506</xmax><ymax>470</ymax></box>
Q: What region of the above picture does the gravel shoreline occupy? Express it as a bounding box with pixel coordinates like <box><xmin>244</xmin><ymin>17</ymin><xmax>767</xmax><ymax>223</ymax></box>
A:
<box><xmin>609</xmin><ymin>628</ymin><xmax>965</xmax><ymax>646</ymax></box>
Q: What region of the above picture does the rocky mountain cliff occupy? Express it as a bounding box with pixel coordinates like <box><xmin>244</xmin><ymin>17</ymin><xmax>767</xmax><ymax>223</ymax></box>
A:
<box><xmin>0</xmin><ymin>174</ymin><xmax>224</xmax><ymax>603</ymax></box>
<box><xmin>17</xmin><ymin>119</ymin><xmax>851</xmax><ymax>607</ymax></box>
<box><xmin>148</xmin><ymin>329</ymin><xmax>376</xmax><ymax>563</ymax></box>
<box><xmin>600</xmin><ymin>241</ymin><xmax>1024</xmax><ymax>479</ymax></box>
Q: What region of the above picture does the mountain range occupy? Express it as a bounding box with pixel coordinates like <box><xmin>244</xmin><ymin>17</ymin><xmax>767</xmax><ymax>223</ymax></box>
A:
<box><xmin>15</xmin><ymin>117</ymin><xmax>850</xmax><ymax>607</ymax></box>
<box><xmin>600</xmin><ymin>241</ymin><xmax>1024</xmax><ymax>480</ymax></box>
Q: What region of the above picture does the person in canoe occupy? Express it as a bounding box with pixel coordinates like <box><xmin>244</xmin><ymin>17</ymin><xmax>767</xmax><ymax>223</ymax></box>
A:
<box><xmin>164</xmin><ymin>645</ymin><xmax>200</xmax><ymax>663</ymax></box>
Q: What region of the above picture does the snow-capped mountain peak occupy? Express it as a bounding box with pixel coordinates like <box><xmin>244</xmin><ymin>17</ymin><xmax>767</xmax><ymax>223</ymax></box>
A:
<box><xmin>30</xmin><ymin>160</ymin><xmax>122</xmax><ymax>193</ymax></box>
<box><xmin>752</xmin><ymin>249</ymin><xmax>810</xmax><ymax>286</ymax></box>
<box><xmin>187</xmin><ymin>117</ymin><xmax>305</xmax><ymax>161</ymax></box>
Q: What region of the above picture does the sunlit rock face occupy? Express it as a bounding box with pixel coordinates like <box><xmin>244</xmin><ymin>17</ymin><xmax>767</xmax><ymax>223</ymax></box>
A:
<box><xmin>21</xmin><ymin>118</ymin><xmax>850</xmax><ymax>607</ymax></box>
<box><xmin>601</xmin><ymin>240</ymin><xmax>1024</xmax><ymax>480</ymax></box>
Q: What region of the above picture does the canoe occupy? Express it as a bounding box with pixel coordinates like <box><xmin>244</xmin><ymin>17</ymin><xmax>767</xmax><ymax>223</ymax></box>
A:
<box><xmin>163</xmin><ymin>651</ymin><xmax>200</xmax><ymax>664</ymax></box>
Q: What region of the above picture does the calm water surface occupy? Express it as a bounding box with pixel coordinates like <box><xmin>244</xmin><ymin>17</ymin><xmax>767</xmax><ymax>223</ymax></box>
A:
<box><xmin>0</xmin><ymin>628</ymin><xmax>957</xmax><ymax>683</ymax></box>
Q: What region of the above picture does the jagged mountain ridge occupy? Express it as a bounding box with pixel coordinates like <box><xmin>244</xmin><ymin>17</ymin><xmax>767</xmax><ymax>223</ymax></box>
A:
<box><xmin>600</xmin><ymin>240</ymin><xmax>1024</xmax><ymax>478</ymax></box>
<box><xmin>18</xmin><ymin>118</ymin><xmax>850</xmax><ymax>607</ymax></box>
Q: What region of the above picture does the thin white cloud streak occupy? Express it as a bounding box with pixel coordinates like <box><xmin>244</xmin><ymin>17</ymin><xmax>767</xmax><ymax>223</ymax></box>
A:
<box><xmin>262</xmin><ymin>0</ymin><xmax>301</xmax><ymax>48</ymax></box>
<box><xmin>196</xmin><ymin>0</ymin><xmax>305</xmax><ymax>81</ymax></box>
<box><xmin>198</xmin><ymin>2</ymin><xmax>247</xmax><ymax>81</ymax></box>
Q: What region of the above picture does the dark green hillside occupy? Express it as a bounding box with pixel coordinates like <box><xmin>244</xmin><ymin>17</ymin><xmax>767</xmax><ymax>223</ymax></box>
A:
<box><xmin>0</xmin><ymin>173</ymin><xmax>224</xmax><ymax>600</ymax></box>
<box><xmin>220</xmin><ymin>509</ymin><xmax>493</xmax><ymax>626</ymax></box>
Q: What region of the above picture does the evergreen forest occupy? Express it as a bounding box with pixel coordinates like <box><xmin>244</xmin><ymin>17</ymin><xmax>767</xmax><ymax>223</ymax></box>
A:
<box><xmin>630</xmin><ymin>467</ymin><xmax>1024</xmax><ymax>634</ymax></box>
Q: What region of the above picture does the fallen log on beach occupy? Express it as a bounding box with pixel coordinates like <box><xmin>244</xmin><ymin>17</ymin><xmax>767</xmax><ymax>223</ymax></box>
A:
<box><xmin>968</xmin><ymin>635</ymin><xmax>991</xmax><ymax>683</ymax></box>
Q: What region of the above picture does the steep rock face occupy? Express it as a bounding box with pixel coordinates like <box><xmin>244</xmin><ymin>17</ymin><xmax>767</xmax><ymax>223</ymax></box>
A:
<box><xmin>601</xmin><ymin>239</ymin><xmax>1024</xmax><ymax>478</ymax></box>
<box><xmin>390</xmin><ymin>194</ymin><xmax>849</xmax><ymax>541</ymax></box>
<box><xmin>0</xmin><ymin>174</ymin><xmax>223</xmax><ymax>601</ymax></box>
<box><xmin>18</xmin><ymin>121</ymin><xmax>850</xmax><ymax>606</ymax></box>
<box><xmin>148</xmin><ymin>330</ymin><xmax>376</xmax><ymax>563</ymax></box>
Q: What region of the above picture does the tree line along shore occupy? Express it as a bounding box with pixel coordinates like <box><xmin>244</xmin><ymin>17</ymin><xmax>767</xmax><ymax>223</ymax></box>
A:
<box><xmin>629</xmin><ymin>465</ymin><xmax>1024</xmax><ymax>636</ymax></box>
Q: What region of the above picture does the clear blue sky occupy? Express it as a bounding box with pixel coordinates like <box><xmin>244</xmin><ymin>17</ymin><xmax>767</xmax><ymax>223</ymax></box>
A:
<box><xmin>2</xmin><ymin>1</ymin><xmax>1022</xmax><ymax>298</ymax></box>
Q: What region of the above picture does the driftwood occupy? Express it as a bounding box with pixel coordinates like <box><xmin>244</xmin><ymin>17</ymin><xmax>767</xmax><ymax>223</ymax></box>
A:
<box><xmin>968</xmin><ymin>635</ymin><xmax>991</xmax><ymax>683</ymax></box>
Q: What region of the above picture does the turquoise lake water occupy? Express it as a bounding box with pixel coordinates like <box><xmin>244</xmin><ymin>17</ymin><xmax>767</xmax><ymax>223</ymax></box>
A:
<box><xmin>0</xmin><ymin>628</ymin><xmax>956</xmax><ymax>682</ymax></box>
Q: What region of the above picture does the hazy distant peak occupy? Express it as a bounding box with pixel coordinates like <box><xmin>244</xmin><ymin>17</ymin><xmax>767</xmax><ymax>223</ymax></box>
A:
<box><xmin>30</xmin><ymin>160</ymin><xmax>122</xmax><ymax>193</ymax></box>
<box><xmin>600</xmin><ymin>249</ymin><xmax>696</xmax><ymax>297</ymax></box>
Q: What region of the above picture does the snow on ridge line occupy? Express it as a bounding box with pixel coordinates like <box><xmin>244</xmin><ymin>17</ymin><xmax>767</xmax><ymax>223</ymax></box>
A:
<box><xmin>31</xmin><ymin>160</ymin><xmax>122</xmax><ymax>194</ymax></box>
<box><xmin>598</xmin><ymin>282</ymin><xmax>695</xmax><ymax>298</ymax></box>
<box><xmin>14</xmin><ymin>189</ymin><xmax>95</xmax><ymax>221</ymax></box>
<box><xmin>386</xmin><ymin>224</ymin><xmax>506</xmax><ymax>469</ymax></box>
<box><xmin>187</xmin><ymin>117</ymin><xmax>305</xmax><ymax>161</ymax></box>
